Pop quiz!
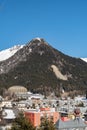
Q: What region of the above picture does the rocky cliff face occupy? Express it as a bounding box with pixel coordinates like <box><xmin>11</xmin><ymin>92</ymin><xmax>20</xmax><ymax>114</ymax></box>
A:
<box><xmin>0</xmin><ymin>38</ymin><xmax>87</xmax><ymax>95</ymax></box>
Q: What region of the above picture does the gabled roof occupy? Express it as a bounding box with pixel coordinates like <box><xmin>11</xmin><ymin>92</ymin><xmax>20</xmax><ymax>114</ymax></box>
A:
<box><xmin>55</xmin><ymin>118</ymin><xmax>87</xmax><ymax>129</ymax></box>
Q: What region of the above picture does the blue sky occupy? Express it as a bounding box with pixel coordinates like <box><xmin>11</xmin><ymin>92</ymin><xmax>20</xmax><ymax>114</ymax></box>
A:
<box><xmin>0</xmin><ymin>0</ymin><xmax>87</xmax><ymax>58</ymax></box>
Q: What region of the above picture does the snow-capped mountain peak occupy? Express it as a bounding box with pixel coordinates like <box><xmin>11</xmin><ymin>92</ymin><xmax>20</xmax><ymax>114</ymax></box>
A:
<box><xmin>29</xmin><ymin>37</ymin><xmax>48</xmax><ymax>46</ymax></box>
<box><xmin>0</xmin><ymin>45</ymin><xmax>24</xmax><ymax>62</ymax></box>
<box><xmin>34</xmin><ymin>37</ymin><xmax>41</xmax><ymax>42</ymax></box>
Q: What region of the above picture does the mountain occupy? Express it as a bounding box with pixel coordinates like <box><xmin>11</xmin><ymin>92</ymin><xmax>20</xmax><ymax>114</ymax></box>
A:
<box><xmin>81</xmin><ymin>58</ymin><xmax>87</xmax><ymax>63</ymax></box>
<box><xmin>0</xmin><ymin>45</ymin><xmax>24</xmax><ymax>62</ymax></box>
<box><xmin>0</xmin><ymin>38</ymin><xmax>87</xmax><ymax>95</ymax></box>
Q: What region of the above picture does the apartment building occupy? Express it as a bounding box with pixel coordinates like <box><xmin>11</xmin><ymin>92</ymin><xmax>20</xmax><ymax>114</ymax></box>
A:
<box><xmin>24</xmin><ymin>107</ymin><xmax>59</xmax><ymax>127</ymax></box>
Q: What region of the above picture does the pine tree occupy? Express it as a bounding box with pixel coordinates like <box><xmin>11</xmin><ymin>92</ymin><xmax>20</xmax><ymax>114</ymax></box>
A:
<box><xmin>10</xmin><ymin>112</ymin><xmax>35</xmax><ymax>130</ymax></box>
<box><xmin>39</xmin><ymin>116</ymin><xmax>56</xmax><ymax>130</ymax></box>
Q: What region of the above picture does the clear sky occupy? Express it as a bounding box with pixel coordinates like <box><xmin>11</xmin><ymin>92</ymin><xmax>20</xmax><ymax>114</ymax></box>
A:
<box><xmin>0</xmin><ymin>0</ymin><xmax>87</xmax><ymax>58</ymax></box>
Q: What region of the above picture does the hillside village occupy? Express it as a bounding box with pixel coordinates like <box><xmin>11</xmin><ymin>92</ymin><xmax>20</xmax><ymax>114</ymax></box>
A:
<box><xmin>0</xmin><ymin>85</ymin><xmax>87</xmax><ymax>129</ymax></box>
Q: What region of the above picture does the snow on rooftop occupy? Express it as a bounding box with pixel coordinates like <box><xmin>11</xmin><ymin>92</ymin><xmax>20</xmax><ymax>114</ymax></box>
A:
<box><xmin>3</xmin><ymin>109</ymin><xmax>16</xmax><ymax>119</ymax></box>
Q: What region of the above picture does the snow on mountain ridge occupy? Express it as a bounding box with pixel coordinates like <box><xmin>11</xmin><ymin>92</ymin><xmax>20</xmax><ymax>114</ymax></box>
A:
<box><xmin>81</xmin><ymin>58</ymin><xmax>87</xmax><ymax>63</ymax></box>
<box><xmin>0</xmin><ymin>45</ymin><xmax>24</xmax><ymax>61</ymax></box>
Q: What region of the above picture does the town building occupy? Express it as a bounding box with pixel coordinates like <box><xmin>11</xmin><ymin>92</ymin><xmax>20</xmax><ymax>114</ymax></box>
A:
<box><xmin>24</xmin><ymin>107</ymin><xmax>59</xmax><ymax>127</ymax></box>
